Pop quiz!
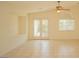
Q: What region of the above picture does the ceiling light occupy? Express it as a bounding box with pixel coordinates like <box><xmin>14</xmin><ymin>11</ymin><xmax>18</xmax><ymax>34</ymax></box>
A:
<box><xmin>56</xmin><ymin>1</ymin><xmax>70</xmax><ymax>13</ymax></box>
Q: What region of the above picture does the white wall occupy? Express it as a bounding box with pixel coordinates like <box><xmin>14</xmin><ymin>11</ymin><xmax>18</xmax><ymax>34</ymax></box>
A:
<box><xmin>0</xmin><ymin>12</ymin><xmax>28</xmax><ymax>56</ymax></box>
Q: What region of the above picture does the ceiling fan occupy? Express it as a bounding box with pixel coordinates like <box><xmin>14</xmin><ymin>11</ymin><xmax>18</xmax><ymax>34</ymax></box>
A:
<box><xmin>56</xmin><ymin>1</ymin><xmax>70</xmax><ymax>13</ymax></box>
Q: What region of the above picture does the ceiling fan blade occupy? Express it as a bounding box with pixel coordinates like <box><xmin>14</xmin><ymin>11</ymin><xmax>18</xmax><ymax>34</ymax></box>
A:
<box><xmin>62</xmin><ymin>9</ymin><xmax>70</xmax><ymax>10</ymax></box>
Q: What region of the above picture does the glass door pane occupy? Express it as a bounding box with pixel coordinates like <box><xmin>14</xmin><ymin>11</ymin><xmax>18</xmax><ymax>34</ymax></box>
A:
<box><xmin>42</xmin><ymin>19</ymin><xmax>48</xmax><ymax>37</ymax></box>
<box><xmin>34</xmin><ymin>19</ymin><xmax>40</xmax><ymax>36</ymax></box>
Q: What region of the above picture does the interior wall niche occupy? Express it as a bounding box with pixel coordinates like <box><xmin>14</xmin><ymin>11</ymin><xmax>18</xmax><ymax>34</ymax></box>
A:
<box><xmin>18</xmin><ymin>16</ymin><xmax>26</xmax><ymax>34</ymax></box>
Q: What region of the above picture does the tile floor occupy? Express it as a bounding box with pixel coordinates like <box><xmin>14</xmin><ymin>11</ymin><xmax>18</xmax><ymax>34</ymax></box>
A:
<box><xmin>3</xmin><ymin>39</ymin><xmax>79</xmax><ymax>58</ymax></box>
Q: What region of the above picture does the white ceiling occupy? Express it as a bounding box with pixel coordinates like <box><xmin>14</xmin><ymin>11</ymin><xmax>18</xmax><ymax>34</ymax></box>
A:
<box><xmin>0</xmin><ymin>1</ymin><xmax>79</xmax><ymax>13</ymax></box>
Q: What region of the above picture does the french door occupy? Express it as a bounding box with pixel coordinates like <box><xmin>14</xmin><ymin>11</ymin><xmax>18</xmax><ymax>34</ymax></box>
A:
<box><xmin>33</xmin><ymin>18</ymin><xmax>48</xmax><ymax>40</ymax></box>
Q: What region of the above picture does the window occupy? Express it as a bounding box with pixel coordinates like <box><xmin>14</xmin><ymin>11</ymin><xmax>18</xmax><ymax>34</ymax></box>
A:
<box><xmin>59</xmin><ymin>20</ymin><xmax>75</xmax><ymax>31</ymax></box>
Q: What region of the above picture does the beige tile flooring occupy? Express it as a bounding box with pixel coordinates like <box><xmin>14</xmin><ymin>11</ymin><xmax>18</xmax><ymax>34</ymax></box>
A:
<box><xmin>3</xmin><ymin>39</ymin><xmax>79</xmax><ymax>58</ymax></box>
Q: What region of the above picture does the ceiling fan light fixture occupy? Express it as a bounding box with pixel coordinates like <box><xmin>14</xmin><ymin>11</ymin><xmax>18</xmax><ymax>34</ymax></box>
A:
<box><xmin>57</xmin><ymin>10</ymin><xmax>61</xmax><ymax>13</ymax></box>
<box><xmin>56</xmin><ymin>5</ymin><xmax>63</xmax><ymax>13</ymax></box>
